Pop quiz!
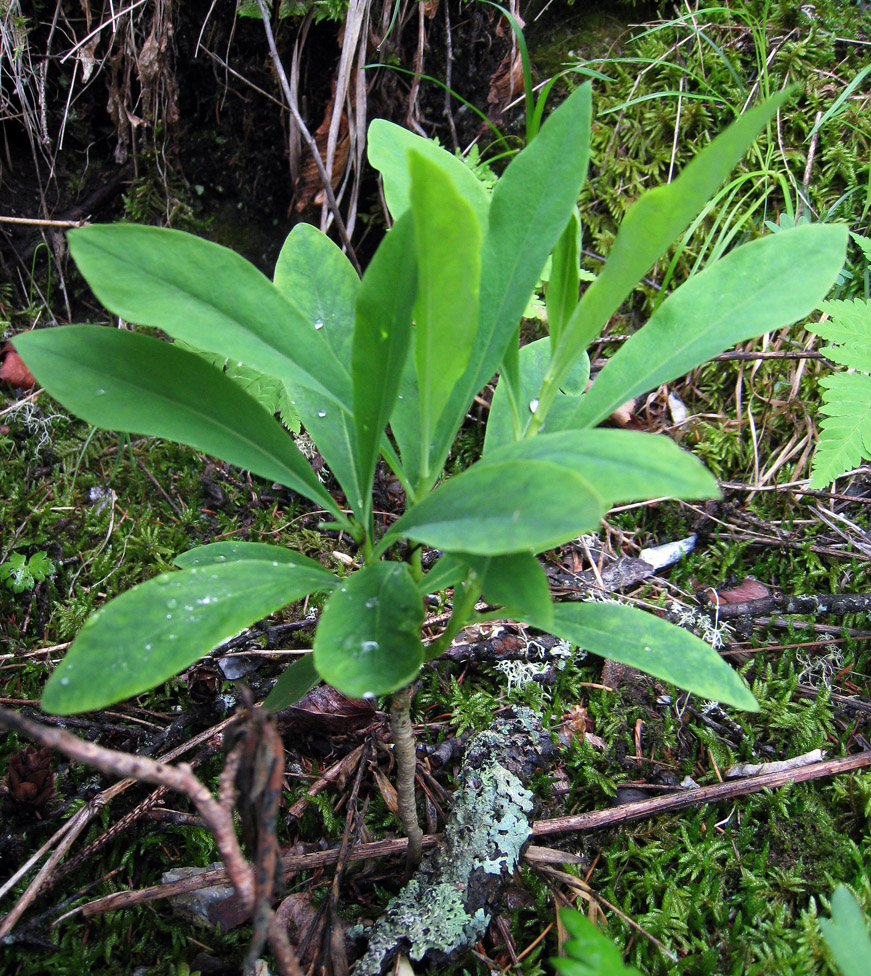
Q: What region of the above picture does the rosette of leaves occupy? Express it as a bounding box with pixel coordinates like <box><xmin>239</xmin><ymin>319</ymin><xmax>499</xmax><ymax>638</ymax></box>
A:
<box><xmin>15</xmin><ymin>83</ymin><xmax>846</xmax><ymax>719</ymax></box>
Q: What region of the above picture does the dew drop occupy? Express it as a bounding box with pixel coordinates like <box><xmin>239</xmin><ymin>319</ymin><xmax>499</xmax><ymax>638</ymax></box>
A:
<box><xmin>314</xmin><ymin>319</ymin><xmax>324</xmax><ymax>331</ymax></box>
<box><xmin>528</xmin><ymin>398</ymin><xmax>540</xmax><ymax>413</ymax></box>
<box><xmin>155</xmin><ymin>575</ymin><xmax>171</xmax><ymax>586</ymax></box>
<box><xmin>397</xmin><ymin>395</ymin><xmax>404</xmax><ymax>400</ymax></box>
<box><xmin>167</xmin><ymin>633</ymin><xmax>178</xmax><ymax>641</ymax></box>
<box><xmin>60</xmin><ymin>676</ymin><xmax>70</xmax><ymax>686</ymax></box>
<box><xmin>166</xmin><ymin>598</ymin><xmax>178</xmax><ymax>610</ymax></box>
<box><xmin>317</xmin><ymin>410</ymin><xmax>327</xmax><ymax>418</ymax></box>
<box><xmin>271</xmin><ymin>561</ymin><xmax>279</xmax><ymax>567</ymax></box>
<box><xmin>362</xmin><ymin>692</ymin><xmax>377</xmax><ymax>701</ymax></box>
<box><xmin>365</xmin><ymin>597</ymin><xmax>378</xmax><ymax>609</ymax></box>
<box><xmin>217</xmin><ymin>554</ymin><xmax>227</xmax><ymax>562</ymax></box>
<box><xmin>165</xmin><ymin>613</ymin><xmax>173</xmax><ymax>620</ymax></box>
<box><xmin>144</xmin><ymin>643</ymin><xmax>152</xmax><ymax>652</ymax></box>
<box><xmin>94</xmin><ymin>388</ymin><xmax>106</xmax><ymax>397</ymax></box>
<box><xmin>360</xmin><ymin>640</ymin><xmax>379</xmax><ymax>653</ymax></box>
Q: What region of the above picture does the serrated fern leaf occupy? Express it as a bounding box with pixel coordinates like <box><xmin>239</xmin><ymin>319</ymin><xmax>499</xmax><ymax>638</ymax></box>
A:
<box><xmin>810</xmin><ymin>371</ymin><xmax>871</xmax><ymax>489</ymax></box>
<box><xmin>850</xmin><ymin>231</ymin><xmax>871</xmax><ymax>265</ymax></box>
<box><xmin>815</xmin><ymin>299</ymin><xmax>871</xmax><ymax>372</ymax></box>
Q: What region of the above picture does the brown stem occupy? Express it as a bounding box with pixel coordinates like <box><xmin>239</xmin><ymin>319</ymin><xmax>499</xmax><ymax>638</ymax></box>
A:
<box><xmin>0</xmin><ymin>706</ymin><xmax>254</xmax><ymax>916</ymax></box>
<box><xmin>390</xmin><ymin>684</ymin><xmax>423</xmax><ymax>870</ymax></box>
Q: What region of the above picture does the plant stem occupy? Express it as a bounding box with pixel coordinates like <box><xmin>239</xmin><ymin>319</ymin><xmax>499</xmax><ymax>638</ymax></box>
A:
<box><xmin>390</xmin><ymin>684</ymin><xmax>423</xmax><ymax>871</ymax></box>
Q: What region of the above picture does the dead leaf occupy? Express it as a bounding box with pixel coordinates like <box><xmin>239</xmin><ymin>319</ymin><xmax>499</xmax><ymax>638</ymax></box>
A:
<box><xmin>277</xmin><ymin>685</ymin><xmax>376</xmax><ymax>734</ymax></box>
<box><xmin>274</xmin><ymin>892</ymin><xmax>325</xmax><ymax>965</ymax></box>
<box><xmin>0</xmin><ymin>344</ymin><xmax>35</xmax><ymax>389</ymax></box>
<box><xmin>705</xmin><ymin>578</ymin><xmax>771</xmax><ymax>605</ymax></box>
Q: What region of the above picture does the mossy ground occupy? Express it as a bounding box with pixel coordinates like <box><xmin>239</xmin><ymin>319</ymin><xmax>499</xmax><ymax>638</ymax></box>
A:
<box><xmin>3</xmin><ymin>1</ymin><xmax>871</xmax><ymax>973</ymax></box>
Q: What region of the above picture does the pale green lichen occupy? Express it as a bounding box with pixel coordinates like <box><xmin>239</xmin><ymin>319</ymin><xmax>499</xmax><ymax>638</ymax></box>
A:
<box><xmin>351</xmin><ymin>722</ymin><xmax>538</xmax><ymax>975</ymax></box>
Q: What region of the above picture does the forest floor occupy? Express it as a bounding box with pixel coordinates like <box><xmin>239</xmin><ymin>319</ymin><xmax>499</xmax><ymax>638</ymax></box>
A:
<box><xmin>2</xmin><ymin>1</ymin><xmax>871</xmax><ymax>975</ymax></box>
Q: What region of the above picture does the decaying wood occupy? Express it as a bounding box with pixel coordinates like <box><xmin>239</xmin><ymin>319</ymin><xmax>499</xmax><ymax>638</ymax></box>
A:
<box><xmin>351</xmin><ymin>710</ymin><xmax>559</xmax><ymax>975</ymax></box>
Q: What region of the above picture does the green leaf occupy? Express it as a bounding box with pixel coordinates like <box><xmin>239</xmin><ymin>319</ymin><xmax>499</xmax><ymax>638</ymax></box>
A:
<box><xmin>416</xmin><ymin>554</ymin><xmax>468</xmax><ymax>597</ymax></box>
<box><xmin>14</xmin><ymin>326</ymin><xmax>340</xmax><ymax>517</ymax></box>
<box><xmin>553</xmin><ymin>909</ymin><xmax>644</xmax><ymax>976</ymax></box>
<box><xmin>381</xmin><ymin>459</ymin><xmax>606</xmax><ymax>556</ymax></box>
<box><xmin>272</xmin><ymin>222</ymin><xmax>365</xmax><ymax>514</ymax></box>
<box><xmin>313</xmin><ymin>562</ymin><xmax>424</xmax><ymax>697</ymax></box>
<box><xmin>474</xmin><ymin>83</ymin><xmax>593</xmax><ymax>390</ymax></box>
<box><xmin>409</xmin><ymin>150</ymin><xmax>482</xmax><ymax>463</ymax></box>
<box><xmin>547</xmin><ymin>90</ymin><xmax>795</xmax><ymax>386</ymax></box>
<box><xmin>820</xmin><ymin>885</ymin><xmax>871</xmax><ymax>976</ymax></box>
<box><xmin>367</xmin><ymin>120</ymin><xmax>490</xmax><ymax>227</ymax></box>
<box><xmin>273</xmin><ymin>222</ymin><xmax>360</xmax><ymax>370</ymax></box>
<box><xmin>174</xmin><ymin>542</ymin><xmax>337</xmax><ymax>585</ymax></box>
<box><xmin>41</xmin><ymin>561</ymin><xmax>336</xmax><ymax>714</ymax></box>
<box><xmin>484</xmin><ymin>338</ymin><xmax>588</xmax><ymax>453</ymax></box>
<box><xmin>423</xmin><ymin>83</ymin><xmax>594</xmax><ymax>482</ymax></box>
<box><xmin>487</xmin><ymin>430</ymin><xmax>719</xmax><ymax>505</ymax></box>
<box><xmin>809</xmin><ymin>372</ymin><xmax>871</xmax><ymax>489</ymax></box>
<box><xmin>263</xmin><ymin>654</ymin><xmax>321</xmax><ymax>713</ymax></box>
<box><xmin>68</xmin><ymin>224</ymin><xmax>350</xmax><ymax>410</ymax></box>
<box><xmin>564</xmin><ymin>223</ymin><xmax>849</xmax><ymax>429</ymax></box>
<box><xmin>547</xmin><ymin>208</ymin><xmax>582</xmax><ymax>348</ymax></box>
<box><xmin>0</xmin><ymin>552</ymin><xmax>55</xmax><ymax>593</ymax></box>
<box><xmin>352</xmin><ymin>213</ymin><xmax>417</xmax><ymax>514</ymax></box>
<box><xmin>544</xmin><ymin>601</ymin><xmax>758</xmax><ymax>711</ymax></box>
<box><xmin>815</xmin><ymin>299</ymin><xmax>871</xmax><ymax>373</ymax></box>
<box><xmin>460</xmin><ymin>552</ymin><xmax>553</xmax><ymax>629</ymax></box>
<box><xmin>175</xmin><ymin>344</ymin><xmax>301</xmax><ymax>432</ymax></box>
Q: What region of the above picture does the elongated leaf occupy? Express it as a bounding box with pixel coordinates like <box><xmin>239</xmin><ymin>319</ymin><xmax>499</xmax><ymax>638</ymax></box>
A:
<box><xmin>174</xmin><ymin>541</ymin><xmax>337</xmax><ymax>584</ymax></box>
<box><xmin>273</xmin><ymin>222</ymin><xmax>360</xmax><ymax>370</ymax></box>
<box><xmin>313</xmin><ymin>562</ymin><xmax>424</xmax><ymax>697</ymax></box>
<box><xmin>367</xmin><ymin>119</ymin><xmax>491</xmax><ymax>227</ymax></box>
<box><xmin>263</xmin><ymin>654</ymin><xmax>321</xmax><ymax>713</ymax></box>
<box><xmin>68</xmin><ymin>224</ymin><xmax>350</xmax><ymax>409</ymax></box>
<box><xmin>545</xmin><ymin>601</ymin><xmax>758</xmax><ymax>711</ymax></box>
<box><xmin>380</xmin><ymin>460</ymin><xmax>606</xmax><ymax>556</ymax></box>
<box><xmin>41</xmin><ymin>561</ymin><xmax>335</xmax><ymax>714</ymax></box>
<box><xmin>564</xmin><ymin>223</ymin><xmax>848</xmax><ymax>429</ymax></box>
<box><xmin>409</xmin><ymin>150</ymin><xmax>482</xmax><ymax>458</ymax></box>
<box><xmin>272</xmin><ymin>222</ymin><xmax>364</xmax><ymax>513</ymax></box>
<box><xmin>548</xmin><ymin>91</ymin><xmax>794</xmax><ymax>386</ymax></box>
<box><xmin>423</xmin><ymin>83</ymin><xmax>593</xmax><ymax>479</ymax></box>
<box><xmin>416</xmin><ymin>554</ymin><xmax>468</xmax><ymax>597</ymax></box>
<box><xmin>461</xmin><ymin>552</ymin><xmax>553</xmax><ymax>629</ymax></box>
<box><xmin>809</xmin><ymin>372</ymin><xmax>871</xmax><ymax>489</ymax></box>
<box><xmin>487</xmin><ymin>430</ymin><xmax>718</xmax><ymax>504</ymax></box>
<box><xmin>547</xmin><ymin>209</ymin><xmax>582</xmax><ymax>348</ymax></box>
<box><xmin>484</xmin><ymin>338</ymin><xmax>588</xmax><ymax>453</ymax></box>
<box><xmin>819</xmin><ymin>885</ymin><xmax>871</xmax><ymax>976</ymax></box>
<box><xmin>14</xmin><ymin>326</ymin><xmax>340</xmax><ymax>517</ymax></box>
<box><xmin>352</xmin><ymin>213</ymin><xmax>417</xmax><ymax>514</ymax></box>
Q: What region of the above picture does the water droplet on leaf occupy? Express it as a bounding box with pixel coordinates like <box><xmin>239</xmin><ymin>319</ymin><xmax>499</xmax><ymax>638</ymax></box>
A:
<box><xmin>528</xmin><ymin>398</ymin><xmax>540</xmax><ymax>413</ymax></box>
<box><xmin>314</xmin><ymin>319</ymin><xmax>324</xmax><ymax>330</ymax></box>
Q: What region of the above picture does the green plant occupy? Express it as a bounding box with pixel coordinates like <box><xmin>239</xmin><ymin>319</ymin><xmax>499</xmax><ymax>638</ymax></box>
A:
<box><xmin>15</xmin><ymin>83</ymin><xmax>846</xmax><ymax>728</ymax></box>
<box><xmin>552</xmin><ymin>908</ymin><xmax>644</xmax><ymax>976</ymax></box>
<box><xmin>820</xmin><ymin>884</ymin><xmax>871</xmax><ymax>976</ymax></box>
<box><xmin>808</xmin><ymin>232</ymin><xmax>871</xmax><ymax>488</ymax></box>
<box><xmin>0</xmin><ymin>550</ymin><xmax>56</xmax><ymax>593</ymax></box>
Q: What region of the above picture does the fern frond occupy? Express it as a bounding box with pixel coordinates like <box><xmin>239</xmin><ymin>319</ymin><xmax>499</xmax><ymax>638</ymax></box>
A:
<box><xmin>810</xmin><ymin>371</ymin><xmax>871</xmax><ymax>489</ymax></box>
<box><xmin>815</xmin><ymin>299</ymin><xmax>871</xmax><ymax>372</ymax></box>
<box><xmin>850</xmin><ymin>231</ymin><xmax>871</xmax><ymax>265</ymax></box>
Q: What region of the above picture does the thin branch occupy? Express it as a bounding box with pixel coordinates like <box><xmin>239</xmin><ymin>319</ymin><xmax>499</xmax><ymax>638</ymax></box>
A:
<box><xmin>0</xmin><ymin>706</ymin><xmax>254</xmax><ymax>918</ymax></box>
<box><xmin>254</xmin><ymin>0</ymin><xmax>361</xmax><ymax>275</ymax></box>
